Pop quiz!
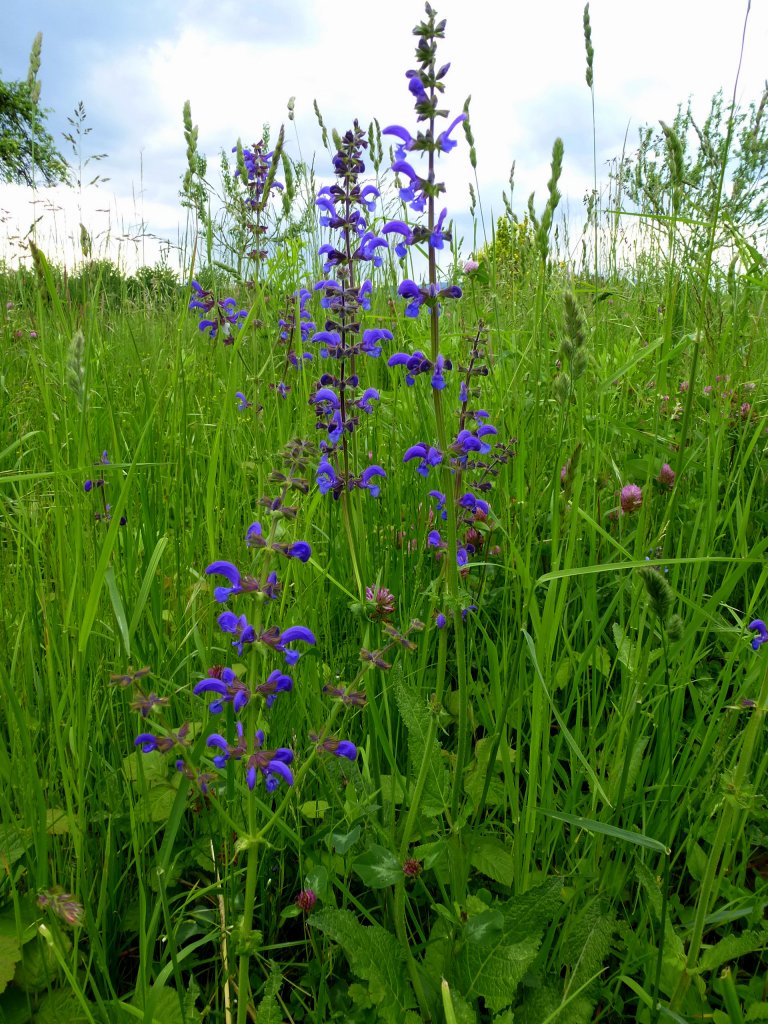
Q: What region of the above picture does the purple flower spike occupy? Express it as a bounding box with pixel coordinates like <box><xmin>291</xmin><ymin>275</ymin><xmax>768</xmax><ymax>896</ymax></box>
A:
<box><xmin>749</xmin><ymin>619</ymin><xmax>768</xmax><ymax>650</ymax></box>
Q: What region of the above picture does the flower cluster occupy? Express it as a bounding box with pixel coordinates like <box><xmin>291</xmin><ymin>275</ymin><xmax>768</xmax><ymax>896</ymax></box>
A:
<box><xmin>189</xmin><ymin>280</ymin><xmax>248</xmax><ymax>343</ymax></box>
<box><xmin>308</xmin><ymin>122</ymin><xmax>392</xmax><ymax>499</ymax></box>
<box><xmin>380</xmin><ymin>4</ymin><xmax>464</xmax><ymax>331</ymax></box>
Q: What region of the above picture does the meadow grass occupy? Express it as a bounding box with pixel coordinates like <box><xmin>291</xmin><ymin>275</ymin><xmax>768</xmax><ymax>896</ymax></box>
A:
<box><xmin>1</xmin><ymin>8</ymin><xmax>768</xmax><ymax>1024</ymax></box>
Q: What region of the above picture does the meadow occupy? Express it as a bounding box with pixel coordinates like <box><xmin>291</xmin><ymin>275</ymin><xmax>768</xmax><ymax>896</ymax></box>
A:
<box><xmin>1</xmin><ymin>5</ymin><xmax>768</xmax><ymax>1022</ymax></box>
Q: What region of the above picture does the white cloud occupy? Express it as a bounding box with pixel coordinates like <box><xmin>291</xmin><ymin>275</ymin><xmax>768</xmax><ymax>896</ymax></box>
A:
<box><xmin>3</xmin><ymin>0</ymin><xmax>766</xmax><ymax>269</ymax></box>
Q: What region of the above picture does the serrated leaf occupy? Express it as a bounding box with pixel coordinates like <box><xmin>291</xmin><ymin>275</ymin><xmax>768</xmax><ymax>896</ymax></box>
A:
<box><xmin>309</xmin><ymin>909</ymin><xmax>416</xmax><ymax>1023</ymax></box>
<box><xmin>0</xmin><ymin>934</ymin><xmax>21</xmax><ymax>995</ymax></box>
<box><xmin>452</xmin><ymin>932</ymin><xmax>539</xmax><ymax>1012</ymax></box>
<box><xmin>449</xmin><ymin>878</ymin><xmax>564</xmax><ymax>1014</ymax></box>
<box><xmin>745</xmin><ymin>1003</ymin><xmax>768</xmax><ymax>1021</ymax></box>
<box><xmin>352</xmin><ymin>845</ymin><xmax>403</xmax><ymax>888</ymax></box>
<box><xmin>32</xmin><ymin>989</ymin><xmax>94</xmax><ymax>1023</ymax></box>
<box><xmin>394</xmin><ymin>676</ymin><xmax>449</xmax><ymax>816</ymax></box>
<box><xmin>0</xmin><ymin>826</ymin><xmax>31</xmax><ymax>868</ymax></box>
<box><xmin>254</xmin><ymin>962</ymin><xmax>283</xmax><ymax>1024</ymax></box>
<box><xmin>561</xmin><ymin>906</ymin><xmax>614</xmax><ymax>1002</ymax></box>
<box><xmin>133</xmin><ymin>983</ymin><xmax>201</xmax><ymax>1024</ymax></box>
<box><xmin>465</xmin><ymin>909</ymin><xmax>504</xmax><ymax>945</ymax></box>
<box><xmin>699</xmin><ymin>929</ymin><xmax>768</xmax><ymax>973</ymax></box>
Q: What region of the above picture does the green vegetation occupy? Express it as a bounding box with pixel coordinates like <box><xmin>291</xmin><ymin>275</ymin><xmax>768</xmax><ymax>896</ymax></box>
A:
<box><xmin>1</xmin><ymin>6</ymin><xmax>767</xmax><ymax>1023</ymax></box>
<box><xmin>0</xmin><ymin>34</ymin><xmax>69</xmax><ymax>187</ymax></box>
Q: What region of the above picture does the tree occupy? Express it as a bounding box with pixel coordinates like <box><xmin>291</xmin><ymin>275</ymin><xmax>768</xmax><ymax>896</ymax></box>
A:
<box><xmin>0</xmin><ymin>33</ymin><xmax>69</xmax><ymax>186</ymax></box>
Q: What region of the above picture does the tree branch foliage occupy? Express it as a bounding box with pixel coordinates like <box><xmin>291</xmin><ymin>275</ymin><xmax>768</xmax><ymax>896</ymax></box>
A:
<box><xmin>0</xmin><ymin>33</ymin><xmax>69</xmax><ymax>187</ymax></box>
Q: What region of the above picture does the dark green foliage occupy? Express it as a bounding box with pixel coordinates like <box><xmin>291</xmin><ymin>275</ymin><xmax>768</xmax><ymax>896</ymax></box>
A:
<box><xmin>0</xmin><ymin>34</ymin><xmax>69</xmax><ymax>186</ymax></box>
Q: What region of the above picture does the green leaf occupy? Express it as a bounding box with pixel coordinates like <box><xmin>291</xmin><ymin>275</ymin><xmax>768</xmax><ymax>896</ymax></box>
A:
<box><xmin>449</xmin><ymin>878</ymin><xmax>564</xmax><ymax>1013</ymax></box>
<box><xmin>309</xmin><ymin>909</ymin><xmax>416</xmax><ymax>1023</ymax></box>
<box><xmin>299</xmin><ymin>800</ymin><xmax>329</xmax><ymax>821</ymax></box>
<box><xmin>0</xmin><ymin>986</ymin><xmax>34</xmax><ymax>1024</ymax></box>
<box><xmin>469</xmin><ymin>835</ymin><xmax>515</xmax><ymax>887</ymax></box>
<box><xmin>132</xmin><ymin>983</ymin><xmax>201</xmax><ymax>1024</ymax></box>
<box><xmin>352</xmin><ymin>845</ymin><xmax>403</xmax><ymax>889</ymax></box>
<box><xmin>104</xmin><ymin>565</ymin><xmax>130</xmax><ymax>659</ymax></box>
<box><xmin>699</xmin><ymin>929</ymin><xmax>768</xmax><ymax>973</ymax></box>
<box><xmin>0</xmin><ymin>826</ymin><xmax>31</xmax><ymax>868</ymax></box>
<box><xmin>452</xmin><ymin>932</ymin><xmax>539</xmax><ymax>1012</ymax></box>
<box><xmin>254</xmin><ymin>962</ymin><xmax>283</xmax><ymax>1024</ymax></box>
<box><xmin>0</xmin><ymin>934</ymin><xmax>21</xmax><ymax>996</ymax></box>
<box><xmin>540</xmin><ymin>809</ymin><xmax>669</xmax><ymax>854</ymax></box>
<box><xmin>331</xmin><ymin>824</ymin><xmax>361</xmax><ymax>854</ymax></box>
<box><xmin>394</xmin><ymin>676</ymin><xmax>449</xmax><ymax>816</ymax></box>
<box><xmin>31</xmin><ymin>990</ymin><xmax>94</xmax><ymax>1023</ymax></box>
<box><xmin>464</xmin><ymin>909</ymin><xmax>504</xmax><ymax>945</ymax></box>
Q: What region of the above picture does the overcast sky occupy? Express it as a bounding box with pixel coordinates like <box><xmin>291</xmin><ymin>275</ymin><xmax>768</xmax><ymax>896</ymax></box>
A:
<box><xmin>1</xmin><ymin>0</ymin><xmax>765</xmax><ymax>271</ymax></box>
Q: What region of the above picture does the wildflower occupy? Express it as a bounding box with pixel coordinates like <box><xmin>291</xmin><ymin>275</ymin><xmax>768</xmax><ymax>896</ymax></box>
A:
<box><xmin>748</xmin><ymin>619</ymin><xmax>768</xmax><ymax>651</ymax></box>
<box><xmin>135</xmin><ymin>722</ymin><xmax>190</xmax><ymax>754</ymax></box>
<box><xmin>365</xmin><ymin>586</ymin><xmax>396</xmax><ymax>621</ymax></box>
<box><xmin>403</xmin><ymin>442</ymin><xmax>444</xmax><ymax>476</ymax></box>
<box><xmin>396</xmin><ymin>279</ymin><xmax>462</xmax><ymax>318</ymax></box>
<box><xmin>235</xmin><ymin>391</ymin><xmax>252</xmax><ymax>410</ymax></box>
<box><xmin>310</xmin><ymin>732</ymin><xmax>358</xmax><ymax>760</ymax></box>
<box><xmin>463</xmin><ymin>258</ymin><xmax>479</xmax><ymax>273</ymax></box>
<box><xmin>129</xmin><ymin>690</ymin><xmax>170</xmax><ymax>717</ymax></box>
<box><xmin>316</xmin><ymin>454</ymin><xmax>339</xmax><ymax>495</ymax></box>
<box><xmin>620</xmin><ymin>484</ymin><xmax>643</xmax><ymax>514</ymax></box>
<box><xmin>175</xmin><ymin>760</ymin><xmax>215</xmax><ymax>796</ymax></box>
<box><xmin>354</xmin><ymin>387</ymin><xmax>380</xmax><ymax>414</ymax></box>
<box><xmin>206</xmin><ymin>561</ymin><xmax>263</xmax><ymax>602</ymax></box>
<box><xmin>218</xmin><ymin>611</ymin><xmax>256</xmax><ymax>656</ymax></box>
<box><xmin>402</xmin><ymin>857</ymin><xmax>422</xmax><ymax>878</ymax></box>
<box><xmin>110</xmin><ymin>666</ymin><xmax>151</xmax><ymax>687</ymax></box>
<box><xmin>195</xmin><ymin>666</ymin><xmax>252</xmax><ymax>713</ymax></box>
<box><xmin>37</xmin><ymin>888</ymin><xmax>84</xmax><ymax>927</ymax></box>
<box><xmin>657</xmin><ymin>463</ymin><xmax>675</xmax><ymax>489</ymax></box>
<box><xmin>295</xmin><ymin>889</ymin><xmax>317</xmax><ymax>912</ymax></box>
<box><xmin>207</xmin><ymin>723</ymin><xmax>294</xmax><ymax>792</ymax></box>
<box><xmin>322</xmin><ymin>683</ymin><xmax>367</xmax><ymax>706</ymax></box>
<box><xmin>356</xmin><ymin>464</ymin><xmax>386</xmax><ymax>497</ymax></box>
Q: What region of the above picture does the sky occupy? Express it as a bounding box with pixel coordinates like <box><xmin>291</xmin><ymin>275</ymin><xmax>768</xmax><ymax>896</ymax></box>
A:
<box><xmin>1</xmin><ymin>0</ymin><xmax>766</xmax><ymax>273</ymax></box>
